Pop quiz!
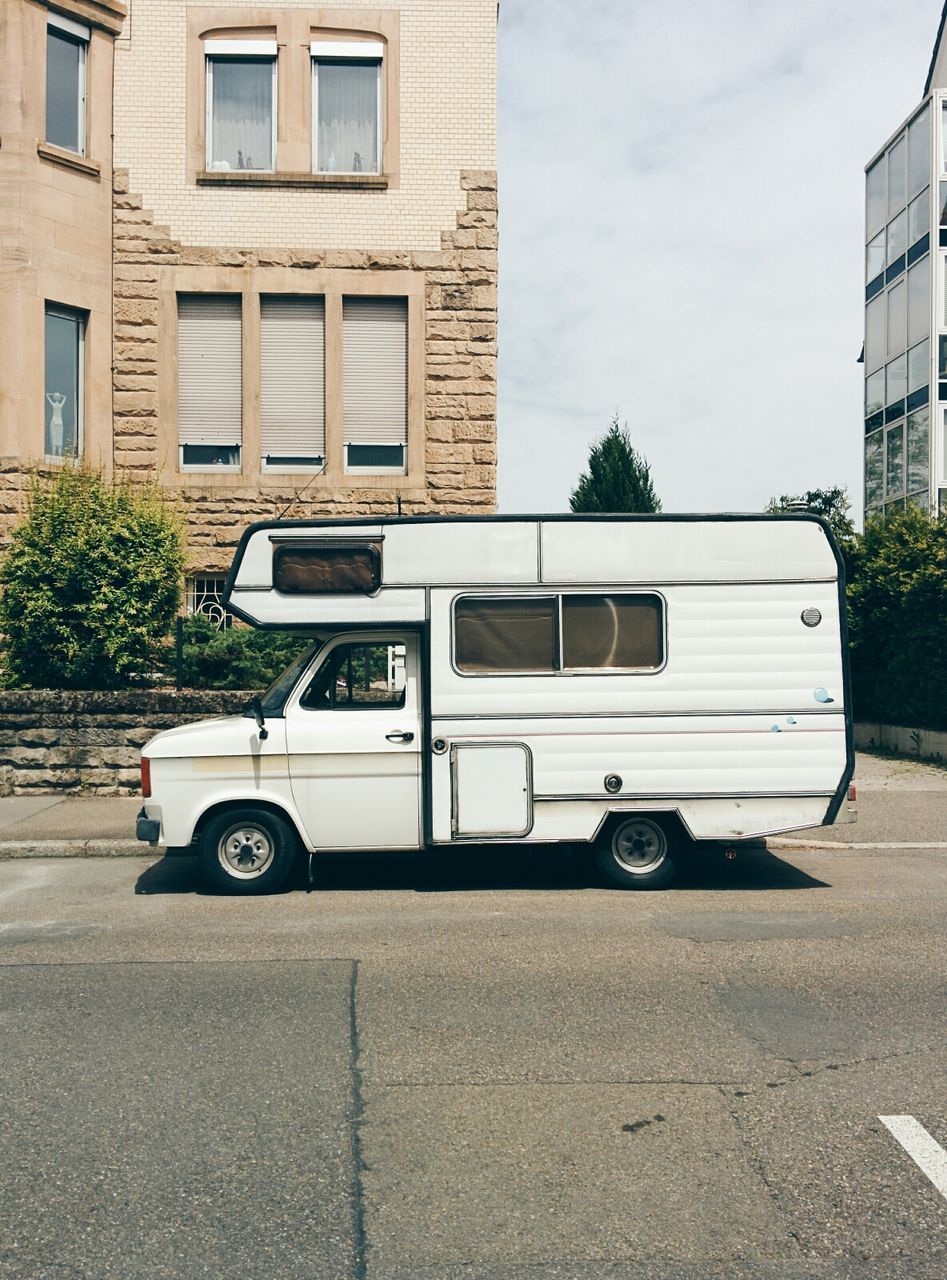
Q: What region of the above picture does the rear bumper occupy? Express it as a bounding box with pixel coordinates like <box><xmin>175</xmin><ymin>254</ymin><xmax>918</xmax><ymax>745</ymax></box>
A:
<box><xmin>136</xmin><ymin>808</ymin><xmax>161</xmax><ymax>844</ymax></box>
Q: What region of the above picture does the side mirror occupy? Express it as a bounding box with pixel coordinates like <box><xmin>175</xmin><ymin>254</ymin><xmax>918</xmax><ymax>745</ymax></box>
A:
<box><xmin>245</xmin><ymin>694</ymin><xmax>269</xmax><ymax>741</ymax></box>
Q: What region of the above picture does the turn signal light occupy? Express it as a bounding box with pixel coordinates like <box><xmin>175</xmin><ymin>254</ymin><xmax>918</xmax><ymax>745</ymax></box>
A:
<box><xmin>141</xmin><ymin>756</ymin><xmax>151</xmax><ymax>798</ymax></box>
<box><xmin>849</xmin><ymin>784</ymin><xmax>857</xmax><ymax>802</ymax></box>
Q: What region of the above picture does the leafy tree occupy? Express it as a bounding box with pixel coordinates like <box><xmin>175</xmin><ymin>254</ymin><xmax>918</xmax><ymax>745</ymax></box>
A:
<box><xmin>847</xmin><ymin>505</ymin><xmax>947</xmax><ymax>730</ymax></box>
<box><xmin>0</xmin><ymin>468</ymin><xmax>185</xmax><ymax>689</ymax></box>
<box><xmin>570</xmin><ymin>416</ymin><xmax>661</xmax><ymax>514</ymax></box>
<box><xmin>766</xmin><ymin>487</ymin><xmax>856</xmax><ymax>553</ymax></box>
<box><xmin>179</xmin><ymin>615</ymin><xmax>310</xmax><ymax>690</ymax></box>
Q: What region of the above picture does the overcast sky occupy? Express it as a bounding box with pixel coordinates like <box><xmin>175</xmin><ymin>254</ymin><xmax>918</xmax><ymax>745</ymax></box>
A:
<box><xmin>495</xmin><ymin>0</ymin><xmax>940</xmax><ymax>521</ymax></box>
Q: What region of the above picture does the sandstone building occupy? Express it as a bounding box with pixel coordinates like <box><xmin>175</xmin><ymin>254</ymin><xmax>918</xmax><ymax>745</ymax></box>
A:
<box><xmin>1</xmin><ymin>0</ymin><xmax>498</xmax><ymax>611</ymax></box>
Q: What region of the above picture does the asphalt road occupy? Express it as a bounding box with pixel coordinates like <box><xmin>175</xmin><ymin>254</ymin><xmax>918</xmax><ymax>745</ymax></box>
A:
<box><xmin>1</xmin><ymin>762</ymin><xmax>946</xmax><ymax>1279</ymax></box>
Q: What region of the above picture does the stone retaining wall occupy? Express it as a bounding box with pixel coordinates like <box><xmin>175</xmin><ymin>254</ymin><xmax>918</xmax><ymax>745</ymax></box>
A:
<box><xmin>0</xmin><ymin>690</ymin><xmax>256</xmax><ymax>795</ymax></box>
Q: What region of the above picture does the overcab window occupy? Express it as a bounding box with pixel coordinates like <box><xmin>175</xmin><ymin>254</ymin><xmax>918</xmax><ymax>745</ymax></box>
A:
<box><xmin>454</xmin><ymin>594</ymin><xmax>664</xmax><ymax>674</ymax></box>
<box><xmin>273</xmin><ymin>543</ymin><xmax>381</xmax><ymax>594</ymax></box>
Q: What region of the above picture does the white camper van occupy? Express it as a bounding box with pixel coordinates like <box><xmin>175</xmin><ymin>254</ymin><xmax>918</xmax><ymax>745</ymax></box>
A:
<box><xmin>137</xmin><ymin>515</ymin><xmax>854</xmax><ymax>892</ymax></box>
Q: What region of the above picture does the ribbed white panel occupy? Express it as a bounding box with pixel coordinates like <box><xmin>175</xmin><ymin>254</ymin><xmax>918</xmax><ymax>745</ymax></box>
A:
<box><xmin>342</xmin><ymin>298</ymin><xmax>407</xmax><ymax>443</ymax></box>
<box><xmin>260</xmin><ymin>296</ymin><xmax>325</xmax><ymax>459</ymax></box>
<box><xmin>177</xmin><ymin>295</ymin><xmax>242</xmax><ymax>445</ymax></box>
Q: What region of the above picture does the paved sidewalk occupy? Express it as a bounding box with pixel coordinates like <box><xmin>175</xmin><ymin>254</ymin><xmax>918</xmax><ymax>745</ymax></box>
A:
<box><xmin>0</xmin><ymin>751</ymin><xmax>942</xmax><ymax>859</ymax></box>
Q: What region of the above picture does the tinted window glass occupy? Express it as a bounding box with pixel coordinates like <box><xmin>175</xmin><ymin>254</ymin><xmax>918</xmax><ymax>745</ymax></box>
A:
<box><xmin>46</xmin><ymin>28</ymin><xmax>82</xmax><ymax>152</ymax></box>
<box><xmin>274</xmin><ymin>544</ymin><xmax>381</xmax><ymax>594</ymax></box>
<box><xmin>454</xmin><ymin>598</ymin><xmax>557</xmax><ymax>673</ymax></box>
<box><xmin>562</xmin><ymin>595</ymin><xmax>663</xmax><ymax>669</ymax></box>
<box><xmin>300</xmin><ymin>642</ymin><xmax>406</xmax><ymax>709</ymax></box>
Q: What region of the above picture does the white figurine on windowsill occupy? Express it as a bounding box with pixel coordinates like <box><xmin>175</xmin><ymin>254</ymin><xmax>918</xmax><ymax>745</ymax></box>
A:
<box><xmin>46</xmin><ymin>392</ymin><xmax>66</xmax><ymax>457</ymax></box>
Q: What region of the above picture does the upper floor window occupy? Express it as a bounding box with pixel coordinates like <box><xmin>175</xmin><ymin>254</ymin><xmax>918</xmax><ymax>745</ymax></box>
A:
<box><xmin>342</xmin><ymin>297</ymin><xmax>407</xmax><ymax>473</ymax></box>
<box><xmin>177</xmin><ymin>294</ymin><xmax>243</xmax><ymax>469</ymax></box>
<box><xmin>46</xmin><ymin>13</ymin><xmax>89</xmax><ymax>154</ymax></box>
<box><xmin>311</xmin><ymin>41</ymin><xmax>382</xmax><ymax>174</ymax></box>
<box><xmin>45</xmin><ymin>304</ymin><xmax>85</xmax><ymax>461</ymax></box>
<box><xmin>205</xmin><ymin>40</ymin><xmax>276</xmax><ymax>172</ymax></box>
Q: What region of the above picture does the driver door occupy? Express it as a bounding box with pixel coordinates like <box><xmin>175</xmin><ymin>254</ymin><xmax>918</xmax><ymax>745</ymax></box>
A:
<box><xmin>285</xmin><ymin>634</ymin><xmax>422</xmax><ymax>850</ymax></box>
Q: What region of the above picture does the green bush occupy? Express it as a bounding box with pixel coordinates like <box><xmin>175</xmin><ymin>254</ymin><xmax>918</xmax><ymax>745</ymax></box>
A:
<box><xmin>0</xmin><ymin>468</ymin><xmax>185</xmax><ymax>690</ymax></box>
<box><xmin>179</xmin><ymin>615</ymin><xmax>310</xmax><ymax>690</ymax></box>
<box><xmin>848</xmin><ymin>505</ymin><xmax>947</xmax><ymax>730</ymax></box>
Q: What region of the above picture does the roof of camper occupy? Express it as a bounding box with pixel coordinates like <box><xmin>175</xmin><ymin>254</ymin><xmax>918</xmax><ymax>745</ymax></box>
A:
<box><xmin>224</xmin><ymin>514</ymin><xmax>842</xmax><ymax>629</ymax></box>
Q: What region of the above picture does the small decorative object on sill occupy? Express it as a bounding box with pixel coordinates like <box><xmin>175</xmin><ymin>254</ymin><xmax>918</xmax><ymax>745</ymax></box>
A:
<box><xmin>46</xmin><ymin>392</ymin><xmax>66</xmax><ymax>457</ymax></box>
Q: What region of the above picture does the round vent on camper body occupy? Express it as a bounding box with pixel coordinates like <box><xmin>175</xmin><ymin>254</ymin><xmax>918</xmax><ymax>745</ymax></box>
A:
<box><xmin>604</xmin><ymin>774</ymin><xmax>623</xmax><ymax>794</ymax></box>
<box><xmin>801</xmin><ymin>608</ymin><xmax>822</xmax><ymax>628</ymax></box>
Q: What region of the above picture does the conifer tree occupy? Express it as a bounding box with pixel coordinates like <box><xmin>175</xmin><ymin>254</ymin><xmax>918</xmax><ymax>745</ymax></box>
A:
<box><xmin>570</xmin><ymin>416</ymin><xmax>661</xmax><ymax>513</ymax></box>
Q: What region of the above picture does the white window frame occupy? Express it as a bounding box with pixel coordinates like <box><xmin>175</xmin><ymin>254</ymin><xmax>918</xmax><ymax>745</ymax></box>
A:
<box><xmin>343</xmin><ymin>442</ymin><xmax>406</xmax><ymax>475</ymax></box>
<box><xmin>311</xmin><ymin>41</ymin><xmax>383</xmax><ymax>176</ymax></box>
<box><xmin>46</xmin><ymin>12</ymin><xmax>89</xmax><ymax>156</ymax></box>
<box><xmin>44</xmin><ymin>303</ymin><xmax>85</xmax><ymax>464</ymax></box>
<box><xmin>204</xmin><ymin>40</ymin><xmax>278</xmax><ymax>173</ymax></box>
<box><xmin>179</xmin><ymin>444</ymin><xmax>242</xmax><ymax>473</ymax></box>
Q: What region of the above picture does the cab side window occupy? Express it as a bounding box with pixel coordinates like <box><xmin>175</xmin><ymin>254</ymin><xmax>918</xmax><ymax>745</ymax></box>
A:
<box><xmin>300</xmin><ymin>642</ymin><xmax>406</xmax><ymax>710</ymax></box>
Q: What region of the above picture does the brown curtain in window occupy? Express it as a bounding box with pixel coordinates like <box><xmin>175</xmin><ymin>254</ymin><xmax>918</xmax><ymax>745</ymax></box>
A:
<box><xmin>454</xmin><ymin>598</ymin><xmax>557</xmax><ymax>672</ymax></box>
<box><xmin>561</xmin><ymin>595</ymin><xmax>662</xmax><ymax>669</ymax></box>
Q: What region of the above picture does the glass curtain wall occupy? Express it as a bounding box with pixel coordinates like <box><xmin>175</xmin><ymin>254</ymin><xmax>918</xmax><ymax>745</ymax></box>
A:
<box><xmin>864</xmin><ymin>99</ymin><xmax>932</xmax><ymax>517</ymax></box>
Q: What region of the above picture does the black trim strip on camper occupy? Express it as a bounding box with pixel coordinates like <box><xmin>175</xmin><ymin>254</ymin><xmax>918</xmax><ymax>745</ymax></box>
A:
<box><xmin>421</xmin><ymin>594</ymin><xmax>434</xmax><ymax>849</ymax></box>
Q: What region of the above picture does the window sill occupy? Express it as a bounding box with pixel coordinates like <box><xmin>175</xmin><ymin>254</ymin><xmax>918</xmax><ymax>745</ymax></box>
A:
<box><xmin>36</xmin><ymin>142</ymin><xmax>102</xmax><ymax>179</ymax></box>
<box><xmin>196</xmin><ymin>170</ymin><xmax>387</xmax><ymax>191</ymax></box>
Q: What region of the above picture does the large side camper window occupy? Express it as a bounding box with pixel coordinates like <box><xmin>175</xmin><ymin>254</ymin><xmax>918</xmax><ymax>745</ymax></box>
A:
<box><xmin>273</xmin><ymin>542</ymin><xmax>381</xmax><ymax>594</ymax></box>
<box><xmin>453</xmin><ymin>593</ymin><xmax>665</xmax><ymax>675</ymax></box>
<box><xmin>454</xmin><ymin>597</ymin><xmax>557</xmax><ymax>672</ymax></box>
<box><xmin>561</xmin><ymin>594</ymin><xmax>663</xmax><ymax>670</ymax></box>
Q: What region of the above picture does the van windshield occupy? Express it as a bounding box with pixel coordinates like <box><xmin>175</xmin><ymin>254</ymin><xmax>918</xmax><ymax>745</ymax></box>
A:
<box><xmin>259</xmin><ymin>641</ymin><xmax>321</xmax><ymax>716</ymax></box>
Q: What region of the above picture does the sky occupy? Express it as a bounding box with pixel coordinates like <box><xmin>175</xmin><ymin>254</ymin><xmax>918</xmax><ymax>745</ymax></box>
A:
<box><xmin>495</xmin><ymin>0</ymin><xmax>940</xmax><ymax>521</ymax></box>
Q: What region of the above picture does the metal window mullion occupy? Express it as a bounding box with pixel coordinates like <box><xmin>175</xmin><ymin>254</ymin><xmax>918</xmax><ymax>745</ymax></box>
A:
<box><xmin>376</xmin><ymin>59</ymin><xmax>382</xmax><ymax>174</ymax></box>
<box><xmin>205</xmin><ymin>57</ymin><xmax>213</xmax><ymax>168</ymax></box>
<box><xmin>77</xmin><ymin>314</ymin><xmax>85</xmax><ymax>457</ymax></box>
<box><xmin>271</xmin><ymin>56</ymin><xmax>277</xmax><ymax>170</ymax></box>
<box><xmin>311</xmin><ymin>59</ymin><xmax>319</xmax><ymax>170</ymax></box>
<box><xmin>77</xmin><ymin>37</ymin><xmax>87</xmax><ymax>156</ymax></box>
<box><xmin>555</xmin><ymin>597</ymin><xmax>564</xmax><ymax>672</ymax></box>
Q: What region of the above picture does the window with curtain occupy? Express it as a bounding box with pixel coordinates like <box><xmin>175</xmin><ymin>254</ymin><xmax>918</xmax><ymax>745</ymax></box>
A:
<box><xmin>205</xmin><ymin>42</ymin><xmax>276</xmax><ymax>171</ymax></box>
<box><xmin>342</xmin><ymin>297</ymin><xmax>407</xmax><ymax>472</ymax></box>
<box><xmin>312</xmin><ymin>42</ymin><xmax>382</xmax><ymax>174</ymax></box>
<box><xmin>44</xmin><ymin>306</ymin><xmax>85</xmax><ymax>460</ymax></box>
<box><xmin>46</xmin><ymin>14</ymin><xmax>88</xmax><ymax>154</ymax></box>
<box><xmin>177</xmin><ymin>295</ymin><xmax>242</xmax><ymax>469</ymax></box>
<box><xmin>260</xmin><ymin>296</ymin><xmax>326</xmax><ymax>469</ymax></box>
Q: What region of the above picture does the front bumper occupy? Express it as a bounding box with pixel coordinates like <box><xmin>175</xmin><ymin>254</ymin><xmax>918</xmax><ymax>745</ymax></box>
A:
<box><xmin>136</xmin><ymin>807</ymin><xmax>161</xmax><ymax>845</ymax></box>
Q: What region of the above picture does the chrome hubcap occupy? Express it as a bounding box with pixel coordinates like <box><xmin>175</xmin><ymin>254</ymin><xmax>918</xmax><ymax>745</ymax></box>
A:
<box><xmin>218</xmin><ymin>825</ymin><xmax>274</xmax><ymax>879</ymax></box>
<box><xmin>612</xmin><ymin>819</ymin><xmax>667</xmax><ymax>874</ymax></box>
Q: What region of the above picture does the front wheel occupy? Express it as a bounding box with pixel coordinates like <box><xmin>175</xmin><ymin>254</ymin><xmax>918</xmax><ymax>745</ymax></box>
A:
<box><xmin>595</xmin><ymin>815</ymin><xmax>678</xmax><ymax>890</ymax></box>
<box><xmin>199</xmin><ymin>807</ymin><xmax>299</xmax><ymax>895</ymax></box>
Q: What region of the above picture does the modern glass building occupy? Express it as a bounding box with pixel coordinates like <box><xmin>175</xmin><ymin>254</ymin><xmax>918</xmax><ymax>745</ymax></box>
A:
<box><xmin>864</xmin><ymin>9</ymin><xmax>947</xmax><ymax>518</ymax></box>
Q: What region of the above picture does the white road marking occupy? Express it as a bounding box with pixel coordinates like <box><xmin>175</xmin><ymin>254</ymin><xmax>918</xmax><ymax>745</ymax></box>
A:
<box><xmin>879</xmin><ymin>1115</ymin><xmax>947</xmax><ymax>1201</ymax></box>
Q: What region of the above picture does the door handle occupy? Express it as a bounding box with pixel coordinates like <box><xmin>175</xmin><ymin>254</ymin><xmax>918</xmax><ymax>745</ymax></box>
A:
<box><xmin>386</xmin><ymin>731</ymin><xmax>415</xmax><ymax>743</ymax></box>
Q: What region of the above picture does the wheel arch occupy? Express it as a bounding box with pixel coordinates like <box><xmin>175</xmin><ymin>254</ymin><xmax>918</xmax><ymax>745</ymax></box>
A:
<box><xmin>192</xmin><ymin>798</ymin><xmax>309</xmax><ymax>852</ymax></box>
<box><xmin>592</xmin><ymin>807</ymin><xmax>693</xmax><ymax>846</ymax></box>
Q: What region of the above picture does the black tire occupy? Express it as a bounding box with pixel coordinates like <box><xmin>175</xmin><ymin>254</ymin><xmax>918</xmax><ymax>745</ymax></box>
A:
<box><xmin>595</xmin><ymin>814</ymin><xmax>678</xmax><ymax>890</ymax></box>
<box><xmin>199</xmin><ymin>807</ymin><xmax>299</xmax><ymax>895</ymax></box>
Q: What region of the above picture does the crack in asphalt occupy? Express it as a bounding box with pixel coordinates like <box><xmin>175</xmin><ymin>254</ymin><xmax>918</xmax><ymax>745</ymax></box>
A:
<box><xmin>348</xmin><ymin>960</ymin><xmax>369</xmax><ymax>1280</ymax></box>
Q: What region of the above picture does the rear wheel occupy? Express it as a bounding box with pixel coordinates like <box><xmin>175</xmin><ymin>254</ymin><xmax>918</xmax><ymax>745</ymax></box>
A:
<box><xmin>595</xmin><ymin>814</ymin><xmax>678</xmax><ymax>890</ymax></box>
<box><xmin>199</xmin><ymin>807</ymin><xmax>299</xmax><ymax>895</ymax></box>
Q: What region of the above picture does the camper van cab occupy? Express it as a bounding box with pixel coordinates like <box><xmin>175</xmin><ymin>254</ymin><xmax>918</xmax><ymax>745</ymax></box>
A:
<box><xmin>137</xmin><ymin>515</ymin><xmax>854</xmax><ymax>893</ymax></box>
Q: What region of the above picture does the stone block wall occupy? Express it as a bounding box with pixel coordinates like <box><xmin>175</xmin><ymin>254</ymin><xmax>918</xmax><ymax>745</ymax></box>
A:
<box><xmin>0</xmin><ymin>690</ymin><xmax>255</xmax><ymax>794</ymax></box>
<box><xmin>112</xmin><ymin>166</ymin><xmax>498</xmax><ymax>573</ymax></box>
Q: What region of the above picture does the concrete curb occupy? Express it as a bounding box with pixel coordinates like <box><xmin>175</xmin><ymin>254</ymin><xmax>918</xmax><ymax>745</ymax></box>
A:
<box><xmin>0</xmin><ymin>840</ymin><xmax>160</xmax><ymax>859</ymax></box>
